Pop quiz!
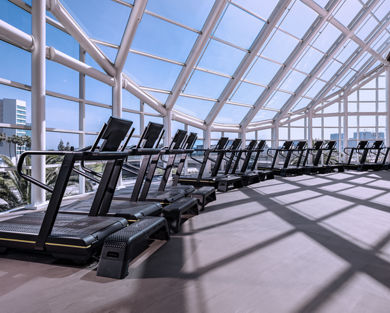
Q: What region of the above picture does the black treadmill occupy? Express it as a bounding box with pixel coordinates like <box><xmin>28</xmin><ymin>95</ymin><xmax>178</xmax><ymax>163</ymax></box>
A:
<box><xmin>303</xmin><ymin>140</ymin><xmax>344</xmax><ymax>174</ymax></box>
<box><xmin>0</xmin><ymin>121</ymin><xmax>169</xmax><ymax>269</ymax></box>
<box><xmin>342</xmin><ymin>140</ymin><xmax>369</xmax><ymax>170</ymax></box>
<box><xmin>61</xmin><ymin>119</ymin><xmax>164</xmax><ymax>220</ymax></box>
<box><xmin>259</xmin><ymin>140</ymin><xmax>307</xmax><ymax>176</ymax></box>
<box><xmin>178</xmin><ymin>137</ymin><xmax>244</xmax><ymax>192</ymax></box>
<box><xmin>344</xmin><ymin>140</ymin><xmax>388</xmax><ymax>171</ymax></box>
<box><xmin>230</xmin><ymin>140</ymin><xmax>274</xmax><ymax>185</ymax></box>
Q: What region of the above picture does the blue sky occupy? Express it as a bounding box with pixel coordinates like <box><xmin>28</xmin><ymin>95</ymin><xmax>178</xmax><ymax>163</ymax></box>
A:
<box><xmin>0</xmin><ymin>0</ymin><xmax>387</xmax><ymax>148</ymax></box>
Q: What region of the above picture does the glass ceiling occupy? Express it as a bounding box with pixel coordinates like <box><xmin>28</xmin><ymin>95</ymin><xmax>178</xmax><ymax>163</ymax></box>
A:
<box><xmin>12</xmin><ymin>0</ymin><xmax>390</xmax><ymax>129</ymax></box>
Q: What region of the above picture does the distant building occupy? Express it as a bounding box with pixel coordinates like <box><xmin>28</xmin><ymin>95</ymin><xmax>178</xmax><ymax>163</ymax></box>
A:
<box><xmin>330</xmin><ymin>131</ymin><xmax>385</xmax><ymax>150</ymax></box>
<box><xmin>0</xmin><ymin>98</ymin><xmax>28</xmax><ymax>160</ymax></box>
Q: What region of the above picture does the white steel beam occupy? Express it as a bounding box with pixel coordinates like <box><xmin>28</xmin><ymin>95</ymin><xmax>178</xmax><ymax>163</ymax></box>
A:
<box><xmin>31</xmin><ymin>0</ymin><xmax>46</xmax><ymax>207</ymax></box>
<box><xmin>47</xmin><ymin>0</ymin><xmax>116</xmax><ymax>77</ymax></box>
<box><xmin>241</xmin><ymin>0</ymin><xmax>343</xmax><ymax>128</ymax></box>
<box><xmin>274</xmin><ymin>0</ymin><xmax>380</xmax><ymax>122</ymax></box>
<box><xmin>0</xmin><ymin>18</ymin><xmax>33</xmax><ymax>50</ymax></box>
<box><xmin>305</xmin><ymin>11</ymin><xmax>390</xmax><ymax>113</ymax></box>
<box><xmin>301</xmin><ymin>0</ymin><xmax>384</xmax><ymax>62</ymax></box>
<box><xmin>171</xmin><ymin>110</ymin><xmax>206</xmax><ymax>130</ymax></box>
<box><xmin>115</xmin><ymin>0</ymin><xmax>147</xmax><ymax>73</ymax></box>
<box><xmin>46</xmin><ymin>47</ymin><xmax>115</xmax><ymax>85</ymax></box>
<box><xmin>122</xmin><ymin>74</ymin><xmax>166</xmax><ymax>115</ymax></box>
<box><xmin>164</xmin><ymin>0</ymin><xmax>228</xmax><ymax>110</ymax></box>
<box><xmin>205</xmin><ymin>0</ymin><xmax>292</xmax><ymax>126</ymax></box>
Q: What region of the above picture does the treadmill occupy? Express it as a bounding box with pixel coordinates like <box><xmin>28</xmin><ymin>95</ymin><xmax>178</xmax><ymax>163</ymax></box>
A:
<box><xmin>260</xmin><ymin>141</ymin><xmax>307</xmax><ymax>176</ymax></box>
<box><xmin>157</xmin><ymin>131</ymin><xmax>217</xmax><ymax>211</ymax></box>
<box><xmin>303</xmin><ymin>140</ymin><xmax>344</xmax><ymax>174</ymax></box>
<box><xmin>61</xmin><ymin>119</ymin><xmax>164</xmax><ymax>220</ymax></box>
<box><xmin>0</xmin><ymin>119</ymin><xmax>169</xmax><ymax>271</ymax></box>
<box><xmin>346</xmin><ymin>140</ymin><xmax>388</xmax><ymax>171</ymax></box>
<box><xmin>178</xmin><ymin>137</ymin><xmax>244</xmax><ymax>192</ymax></box>
<box><xmin>343</xmin><ymin>140</ymin><xmax>369</xmax><ymax>170</ymax></box>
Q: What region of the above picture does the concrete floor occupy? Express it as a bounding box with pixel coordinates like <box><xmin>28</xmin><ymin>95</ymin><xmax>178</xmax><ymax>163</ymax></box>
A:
<box><xmin>1</xmin><ymin>171</ymin><xmax>390</xmax><ymax>313</ymax></box>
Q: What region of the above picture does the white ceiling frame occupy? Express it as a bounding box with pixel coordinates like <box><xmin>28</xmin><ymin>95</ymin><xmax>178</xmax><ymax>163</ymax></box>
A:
<box><xmin>0</xmin><ymin>18</ymin><xmax>33</xmax><ymax>50</ymax></box>
<box><xmin>241</xmin><ymin>0</ymin><xmax>343</xmax><ymax>129</ymax></box>
<box><xmin>164</xmin><ymin>0</ymin><xmax>228</xmax><ymax>110</ymax></box>
<box><xmin>305</xmin><ymin>12</ymin><xmax>390</xmax><ymax>112</ymax></box>
<box><xmin>273</xmin><ymin>0</ymin><xmax>381</xmax><ymax>122</ymax></box>
<box><xmin>205</xmin><ymin>0</ymin><xmax>293</xmax><ymax>127</ymax></box>
<box><xmin>114</xmin><ymin>0</ymin><xmax>147</xmax><ymax>73</ymax></box>
<box><xmin>301</xmin><ymin>0</ymin><xmax>385</xmax><ymax>63</ymax></box>
<box><xmin>47</xmin><ymin>0</ymin><xmax>116</xmax><ymax>77</ymax></box>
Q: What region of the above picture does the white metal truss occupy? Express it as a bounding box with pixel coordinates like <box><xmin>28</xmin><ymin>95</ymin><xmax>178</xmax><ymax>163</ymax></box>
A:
<box><xmin>240</xmin><ymin>0</ymin><xmax>343</xmax><ymax>128</ymax></box>
<box><xmin>164</xmin><ymin>0</ymin><xmax>228</xmax><ymax>110</ymax></box>
<box><xmin>306</xmin><ymin>11</ymin><xmax>390</xmax><ymax>113</ymax></box>
<box><xmin>115</xmin><ymin>0</ymin><xmax>147</xmax><ymax>74</ymax></box>
<box><xmin>205</xmin><ymin>0</ymin><xmax>293</xmax><ymax>127</ymax></box>
<box><xmin>273</xmin><ymin>0</ymin><xmax>381</xmax><ymax>123</ymax></box>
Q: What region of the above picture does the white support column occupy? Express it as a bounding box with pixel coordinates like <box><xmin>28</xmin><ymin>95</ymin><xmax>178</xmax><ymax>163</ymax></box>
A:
<box><xmin>78</xmin><ymin>46</ymin><xmax>86</xmax><ymax>194</ymax></box>
<box><xmin>112</xmin><ymin>73</ymin><xmax>122</xmax><ymax>118</ymax></box>
<box><xmin>163</xmin><ymin>109</ymin><xmax>172</xmax><ymax>147</ymax></box>
<box><xmin>386</xmin><ymin>66</ymin><xmax>390</xmax><ymax>147</ymax></box>
<box><xmin>343</xmin><ymin>92</ymin><xmax>349</xmax><ymax>162</ymax></box>
<box><xmin>140</xmin><ymin>101</ymin><xmax>144</xmax><ymax>133</ymax></box>
<box><xmin>271</xmin><ymin>123</ymin><xmax>279</xmax><ymax>148</ymax></box>
<box><xmin>31</xmin><ymin>0</ymin><xmax>46</xmax><ymax>207</ymax></box>
<box><xmin>307</xmin><ymin>109</ymin><xmax>313</xmax><ymax>148</ymax></box>
<box><xmin>203</xmin><ymin>126</ymin><xmax>211</xmax><ymax>174</ymax></box>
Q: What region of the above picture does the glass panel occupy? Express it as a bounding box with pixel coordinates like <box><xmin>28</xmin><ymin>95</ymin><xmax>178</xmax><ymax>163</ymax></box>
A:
<box><xmin>47</xmin><ymin>61</ymin><xmax>79</xmax><ymax>98</ymax></box>
<box><xmin>335</xmin><ymin>40</ymin><xmax>359</xmax><ymax>63</ymax></box>
<box><xmin>311</xmin><ymin>23</ymin><xmax>342</xmax><ymax>52</ymax></box>
<box><xmin>47</xmin><ymin>24</ymin><xmax>79</xmax><ymax>59</ymax></box>
<box><xmin>294</xmin><ymin>47</ymin><xmax>323</xmax><ymax>74</ymax></box>
<box><xmin>85</xmin><ymin>76</ymin><xmax>112</xmax><ymax>105</ymax></box>
<box><xmin>146</xmin><ymin>0</ymin><xmax>214</xmax><ymax>30</ymax></box>
<box><xmin>333</xmin><ymin>0</ymin><xmax>362</xmax><ymax>27</ymax></box>
<box><xmin>122</xmin><ymin>90</ymin><xmax>141</xmax><ymax>110</ymax></box>
<box><xmin>132</xmin><ymin>14</ymin><xmax>198</xmax><ymax>63</ymax></box>
<box><xmin>184</xmin><ymin>70</ymin><xmax>230</xmax><ymax>99</ymax></box>
<box><xmin>262</xmin><ymin>30</ymin><xmax>299</xmax><ymax>63</ymax></box>
<box><xmin>279</xmin><ymin>1</ymin><xmax>318</xmax><ymax>39</ymax></box>
<box><xmin>373</xmin><ymin>0</ymin><xmax>390</xmax><ymax>20</ymax></box>
<box><xmin>147</xmin><ymin>91</ymin><xmax>169</xmax><ymax>104</ymax></box>
<box><xmin>292</xmin><ymin>97</ymin><xmax>312</xmax><ymax>111</ymax></box>
<box><xmin>304</xmin><ymin>79</ymin><xmax>326</xmax><ymax>98</ymax></box>
<box><xmin>62</xmin><ymin>0</ymin><xmax>131</xmax><ymax>45</ymax></box>
<box><xmin>359</xmin><ymin>116</ymin><xmax>376</xmax><ymax>127</ymax></box>
<box><xmin>232</xmin><ymin>0</ymin><xmax>279</xmax><ymax>20</ymax></box>
<box><xmin>85</xmin><ymin>105</ymin><xmax>112</xmax><ymax>132</ymax></box>
<box><xmin>265</xmin><ymin>91</ymin><xmax>291</xmax><ymax>110</ymax></box>
<box><xmin>319</xmin><ymin>60</ymin><xmax>342</xmax><ymax>81</ymax></box>
<box><xmin>0</xmin><ymin>1</ymin><xmax>31</xmax><ymax>34</ymax></box>
<box><xmin>278</xmin><ymin>70</ymin><xmax>307</xmax><ymax>93</ymax></box>
<box><xmin>215</xmin><ymin>104</ymin><xmax>250</xmax><ymax>124</ymax></box>
<box><xmin>356</xmin><ymin>16</ymin><xmax>378</xmax><ymax>41</ymax></box>
<box><xmin>0</xmin><ymin>41</ymin><xmax>31</xmax><ymax>85</ymax></box>
<box><xmin>230</xmin><ymin>82</ymin><xmax>265</xmax><ymax>104</ymax></box>
<box><xmin>46</xmin><ymin>96</ymin><xmax>78</xmax><ymax>130</ymax></box>
<box><xmin>252</xmin><ymin>109</ymin><xmax>277</xmax><ymax>122</ymax></box>
<box><xmin>245</xmin><ymin>57</ymin><xmax>281</xmax><ymax>86</ymax></box>
<box><xmin>124</xmin><ymin>53</ymin><xmax>182</xmax><ymax>91</ymax></box>
<box><xmin>175</xmin><ymin>96</ymin><xmax>214</xmax><ymax>120</ymax></box>
<box><xmin>198</xmin><ymin>40</ymin><xmax>246</xmax><ymax>75</ymax></box>
<box><xmin>213</xmin><ymin>3</ymin><xmax>265</xmax><ymax>50</ymax></box>
<box><xmin>46</xmin><ymin>132</ymin><xmax>78</xmax><ymax>150</ymax></box>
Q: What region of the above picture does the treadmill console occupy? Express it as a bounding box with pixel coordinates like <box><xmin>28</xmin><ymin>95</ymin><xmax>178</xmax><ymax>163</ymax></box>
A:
<box><xmin>281</xmin><ymin>141</ymin><xmax>293</xmax><ymax>150</ymax></box>
<box><xmin>246</xmin><ymin>140</ymin><xmax>257</xmax><ymax>150</ymax></box>
<box><xmin>257</xmin><ymin>140</ymin><xmax>266</xmax><ymax>150</ymax></box>
<box><xmin>356</xmin><ymin>141</ymin><xmax>368</xmax><ymax>149</ymax></box>
<box><xmin>138</xmin><ymin>122</ymin><xmax>164</xmax><ymax>148</ymax></box>
<box><xmin>216</xmin><ymin>137</ymin><xmax>229</xmax><ymax>150</ymax></box>
<box><xmin>371</xmin><ymin>140</ymin><xmax>383</xmax><ymax>149</ymax></box>
<box><xmin>325</xmin><ymin>141</ymin><xmax>336</xmax><ymax>149</ymax></box>
<box><xmin>170</xmin><ymin>129</ymin><xmax>187</xmax><ymax>149</ymax></box>
<box><xmin>185</xmin><ymin>132</ymin><xmax>198</xmax><ymax>149</ymax></box>
<box><xmin>313</xmin><ymin>141</ymin><xmax>323</xmax><ymax>150</ymax></box>
<box><xmin>100</xmin><ymin>117</ymin><xmax>133</xmax><ymax>152</ymax></box>
<box><xmin>229</xmin><ymin>138</ymin><xmax>242</xmax><ymax>150</ymax></box>
<box><xmin>295</xmin><ymin>141</ymin><xmax>307</xmax><ymax>150</ymax></box>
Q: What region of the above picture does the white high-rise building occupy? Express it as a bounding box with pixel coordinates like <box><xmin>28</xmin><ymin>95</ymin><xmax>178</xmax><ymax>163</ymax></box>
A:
<box><xmin>0</xmin><ymin>98</ymin><xmax>27</xmax><ymax>160</ymax></box>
